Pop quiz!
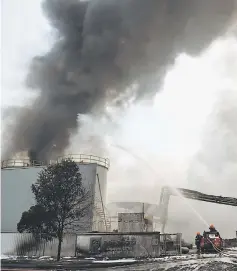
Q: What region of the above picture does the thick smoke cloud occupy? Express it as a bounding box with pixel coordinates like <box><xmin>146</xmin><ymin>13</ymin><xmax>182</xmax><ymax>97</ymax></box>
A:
<box><xmin>189</xmin><ymin>90</ymin><xmax>237</xmax><ymax>196</ymax></box>
<box><xmin>6</xmin><ymin>0</ymin><xmax>236</xmax><ymax>162</ymax></box>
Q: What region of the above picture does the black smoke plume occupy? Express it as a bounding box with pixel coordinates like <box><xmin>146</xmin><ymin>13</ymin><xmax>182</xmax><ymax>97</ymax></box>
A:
<box><xmin>6</xmin><ymin>0</ymin><xmax>236</xmax><ymax>162</ymax></box>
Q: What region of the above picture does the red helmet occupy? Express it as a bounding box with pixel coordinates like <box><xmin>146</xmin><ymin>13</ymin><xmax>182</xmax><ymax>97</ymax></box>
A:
<box><xmin>210</xmin><ymin>224</ymin><xmax>215</xmax><ymax>229</ymax></box>
<box><xmin>197</xmin><ymin>232</ymin><xmax>200</xmax><ymax>235</ymax></box>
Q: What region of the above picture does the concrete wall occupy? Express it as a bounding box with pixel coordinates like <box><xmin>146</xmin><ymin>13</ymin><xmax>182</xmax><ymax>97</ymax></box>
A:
<box><xmin>118</xmin><ymin>213</ymin><xmax>145</xmax><ymax>233</ymax></box>
<box><xmin>106</xmin><ymin>202</ymin><xmax>160</xmax><ymax>232</ymax></box>
<box><xmin>1</xmin><ymin>163</ymin><xmax>108</xmax><ymax>233</ymax></box>
<box><xmin>77</xmin><ymin>232</ymin><xmax>161</xmax><ymax>258</ymax></box>
<box><xmin>1</xmin><ymin>232</ymin><xmax>161</xmax><ymax>258</ymax></box>
<box><xmin>2</xmin><ymin>232</ymin><xmax>185</xmax><ymax>258</ymax></box>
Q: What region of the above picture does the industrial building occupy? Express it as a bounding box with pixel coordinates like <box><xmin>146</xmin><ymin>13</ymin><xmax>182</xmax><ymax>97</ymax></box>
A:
<box><xmin>1</xmin><ymin>153</ymin><xmax>158</xmax><ymax>237</ymax></box>
<box><xmin>1</xmin><ymin>153</ymin><xmax>158</xmax><ymax>256</ymax></box>
<box><xmin>107</xmin><ymin>202</ymin><xmax>160</xmax><ymax>232</ymax></box>
<box><xmin>1</xmin><ymin>154</ymin><xmax>110</xmax><ymax>233</ymax></box>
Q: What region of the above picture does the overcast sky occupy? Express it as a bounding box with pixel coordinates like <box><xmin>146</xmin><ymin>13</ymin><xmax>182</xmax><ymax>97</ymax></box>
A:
<box><xmin>2</xmin><ymin>0</ymin><xmax>52</xmax><ymax>107</ymax></box>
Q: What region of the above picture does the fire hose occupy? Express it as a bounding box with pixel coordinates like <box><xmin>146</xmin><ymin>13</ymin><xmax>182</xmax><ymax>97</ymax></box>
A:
<box><xmin>206</xmin><ymin>238</ymin><xmax>236</xmax><ymax>258</ymax></box>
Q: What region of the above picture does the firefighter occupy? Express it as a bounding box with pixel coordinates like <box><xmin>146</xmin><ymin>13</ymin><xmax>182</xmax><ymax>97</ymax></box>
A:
<box><xmin>209</xmin><ymin>224</ymin><xmax>221</xmax><ymax>237</ymax></box>
<box><xmin>209</xmin><ymin>224</ymin><xmax>216</xmax><ymax>232</ymax></box>
<box><xmin>195</xmin><ymin>232</ymin><xmax>202</xmax><ymax>253</ymax></box>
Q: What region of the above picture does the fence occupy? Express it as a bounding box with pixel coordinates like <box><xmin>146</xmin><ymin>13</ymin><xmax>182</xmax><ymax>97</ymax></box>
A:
<box><xmin>76</xmin><ymin>232</ymin><xmax>160</xmax><ymax>258</ymax></box>
<box><xmin>1</xmin><ymin>232</ymin><xmax>182</xmax><ymax>258</ymax></box>
<box><xmin>159</xmin><ymin>233</ymin><xmax>182</xmax><ymax>256</ymax></box>
<box><xmin>1</xmin><ymin>233</ymin><xmax>77</xmax><ymax>257</ymax></box>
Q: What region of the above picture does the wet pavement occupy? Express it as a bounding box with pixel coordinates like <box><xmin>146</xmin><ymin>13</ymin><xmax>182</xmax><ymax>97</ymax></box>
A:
<box><xmin>1</xmin><ymin>250</ymin><xmax>237</xmax><ymax>270</ymax></box>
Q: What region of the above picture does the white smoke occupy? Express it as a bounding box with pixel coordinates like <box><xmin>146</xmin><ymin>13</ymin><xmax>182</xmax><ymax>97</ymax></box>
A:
<box><xmin>162</xmin><ymin>33</ymin><xmax>237</xmax><ymax>240</ymax></box>
<box><xmin>68</xmin><ymin>29</ymin><xmax>237</xmax><ymax>240</ymax></box>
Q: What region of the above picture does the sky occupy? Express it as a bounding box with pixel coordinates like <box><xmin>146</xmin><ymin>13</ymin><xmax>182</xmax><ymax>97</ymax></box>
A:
<box><xmin>1</xmin><ymin>0</ymin><xmax>204</xmax><ymax>164</ymax></box>
<box><xmin>2</xmin><ymin>0</ymin><xmax>236</xmax><ymax>187</ymax></box>
<box><xmin>1</xmin><ymin>0</ymin><xmax>52</xmax><ymax>107</ymax></box>
<box><xmin>2</xmin><ymin>0</ymin><xmax>237</xmax><ymax>239</ymax></box>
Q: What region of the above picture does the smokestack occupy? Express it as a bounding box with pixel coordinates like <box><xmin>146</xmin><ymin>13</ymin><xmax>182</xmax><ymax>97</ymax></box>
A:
<box><xmin>5</xmin><ymin>0</ymin><xmax>236</xmax><ymax>162</ymax></box>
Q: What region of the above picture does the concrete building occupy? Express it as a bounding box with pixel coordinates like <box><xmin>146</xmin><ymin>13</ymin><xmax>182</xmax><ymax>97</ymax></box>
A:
<box><xmin>1</xmin><ymin>154</ymin><xmax>110</xmax><ymax>233</ymax></box>
<box><xmin>107</xmin><ymin>202</ymin><xmax>160</xmax><ymax>232</ymax></box>
<box><xmin>117</xmin><ymin>212</ymin><xmax>153</xmax><ymax>232</ymax></box>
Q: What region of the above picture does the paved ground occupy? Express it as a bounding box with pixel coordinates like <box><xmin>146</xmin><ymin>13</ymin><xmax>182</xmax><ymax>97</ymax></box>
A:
<box><xmin>114</xmin><ymin>250</ymin><xmax>237</xmax><ymax>271</ymax></box>
<box><xmin>1</xmin><ymin>249</ymin><xmax>237</xmax><ymax>270</ymax></box>
<box><xmin>113</xmin><ymin>255</ymin><xmax>237</xmax><ymax>271</ymax></box>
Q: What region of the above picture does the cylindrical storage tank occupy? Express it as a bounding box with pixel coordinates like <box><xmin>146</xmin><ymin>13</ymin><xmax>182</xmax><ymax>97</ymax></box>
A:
<box><xmin>1</xmin><ymin>154</ymin><xmax>109</xmax><ymax>234</ymax></box>
<box><xmin>57</xmin><ymin>154</ymin><xmax>110</xmax><ymax>232</ymax></box>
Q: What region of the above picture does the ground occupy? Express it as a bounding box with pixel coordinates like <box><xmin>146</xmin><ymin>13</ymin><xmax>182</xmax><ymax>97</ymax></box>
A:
<box><xmin>98</xmin><ymin>250</ymin><xmax>236</xmax><ymax>270</ymax></box>
<box><xmin>1</xmin><ymin>249</ymin><xmax>237</xmax><ymax>270</ymax></box>
<box><xmin>116</xmin><ymin>254</ymin><xmax>237</xmax><ymax>271</ymax></box>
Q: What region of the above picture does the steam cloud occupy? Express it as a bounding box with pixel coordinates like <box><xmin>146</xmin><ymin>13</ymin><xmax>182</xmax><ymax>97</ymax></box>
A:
<box><xmin>5</xmin><ymin>0</ymin><xmax>236</xmax><ymax>162</ymax></box>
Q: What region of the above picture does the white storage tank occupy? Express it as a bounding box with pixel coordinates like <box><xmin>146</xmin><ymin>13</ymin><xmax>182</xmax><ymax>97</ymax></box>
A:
<box><xmin>1</xmin><ymin>154</ymin><xmax>110</xmax><ymax>234</ymax></box>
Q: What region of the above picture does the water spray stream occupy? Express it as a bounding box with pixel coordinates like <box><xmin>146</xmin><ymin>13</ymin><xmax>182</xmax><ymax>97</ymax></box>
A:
<box><xmin>109</xmin><ymin>142</ymin><xmax>210</xmax><ymax>229</ymax></box>
<box><xmin>170</xmin><ymin>187</ymin><xmax>209</xmax><ymax>228</ymax></box>
<box><xmin>110</xmin><ymin>143</ymin><xmax>160</xmax><ymax>181</ymax></box>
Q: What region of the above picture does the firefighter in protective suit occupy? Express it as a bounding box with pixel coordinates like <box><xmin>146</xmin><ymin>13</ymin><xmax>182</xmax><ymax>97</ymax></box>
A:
<box><xmin>195</xmin><ymin>232</ymin><xmax>202</xmax><ymax>253</ymax></box>
<box><xmin>209</xmin><ymin>224</ymin><xmax>221</xmax><ymax>237</ymax></box>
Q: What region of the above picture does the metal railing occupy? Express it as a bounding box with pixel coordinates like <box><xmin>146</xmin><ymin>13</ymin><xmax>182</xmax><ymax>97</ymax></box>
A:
<box><xmin>1</xmin><ymin>159</ymin><xmax>45</xmax><ymax>169</ymax></box>
<box><xmin>57</xmin><ymin>154</ymin><xmax>110</xmax><ymax>169</ymax></box>
<box><xmin>1</xmin><ymin>154</ymin><xmax>110</xmax><ymax>170</ymax></box>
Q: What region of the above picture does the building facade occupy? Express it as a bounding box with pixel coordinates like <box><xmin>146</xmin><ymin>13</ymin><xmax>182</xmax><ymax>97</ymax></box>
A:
<box><xmin>1</xmin><ymin>154</ymin><xmax>110</xmax><ymax>233</ymax></box>
<box><xmin>107</xmin><ymin>202</ymin><xmax>160</xmax><ymax>231</ymax></box>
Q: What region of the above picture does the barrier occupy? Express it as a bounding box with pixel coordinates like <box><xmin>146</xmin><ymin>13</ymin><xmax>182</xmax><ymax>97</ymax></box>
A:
<box><xmin>160</xmin><ymin>233</ymin><xmax>182</xmax><ymax>256</ymax></box>
<box><xmin>2</xmin><ymin>232</ymin><xmax>160</xmax><ymax>259</ymax></box>
<box><xmin>2</xmin><ymin>232</ymin><xmax>182</xmax><ymax>258</ymax></box>
<box><xmin>76</xmin><ymin>232</ymin><xmax>160</xmax><ymax>258</ymax></box>
<box><xmin>1</xmin><ymin>233</ymin><xmax>77</xmax><ymax>257</ymax></box>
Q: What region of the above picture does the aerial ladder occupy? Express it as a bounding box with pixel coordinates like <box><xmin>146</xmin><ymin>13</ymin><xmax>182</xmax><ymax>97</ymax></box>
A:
<box><xmin>159</xmin><ymin>186</ymin><xmax>237</xmax><ymax>233</ymax></box>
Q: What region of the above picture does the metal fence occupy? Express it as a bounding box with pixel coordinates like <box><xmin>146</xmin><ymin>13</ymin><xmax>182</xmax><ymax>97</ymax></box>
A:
<box><xmin>160</xmin><ymin>233</ymin><xmax>182</xmax><ymax>256</ymax></box>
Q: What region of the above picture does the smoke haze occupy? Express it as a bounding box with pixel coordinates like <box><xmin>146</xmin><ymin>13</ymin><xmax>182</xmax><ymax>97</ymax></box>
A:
<box><xmin>4</xmin><ymin>0</ymin><xmax>237</xmax><ymax>162</ymax></box>
<box><xmin>2</xmin><ymin>0</ymin><xmax>237</xmax><ymax>240</ymax></box>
